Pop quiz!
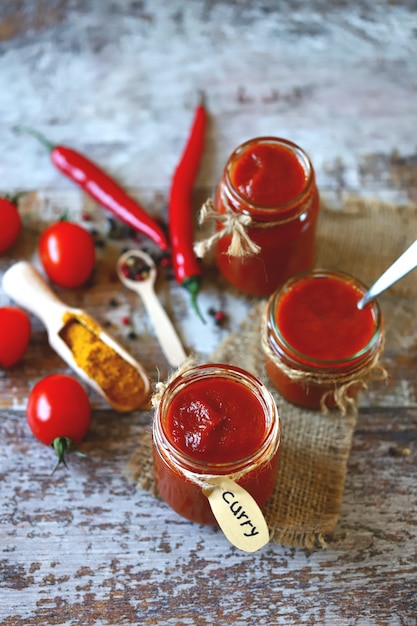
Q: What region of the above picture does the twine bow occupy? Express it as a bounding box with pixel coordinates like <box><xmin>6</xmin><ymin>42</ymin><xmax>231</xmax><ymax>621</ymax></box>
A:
<box><xmin>194</xmin><ymin>198</ymin><xmax>261</xmax><ymax>258</ymax></box>
<box><xmin>319</xmin><ymin>363</ymin><xmax>388</xmax><ymax>414</ymax></box>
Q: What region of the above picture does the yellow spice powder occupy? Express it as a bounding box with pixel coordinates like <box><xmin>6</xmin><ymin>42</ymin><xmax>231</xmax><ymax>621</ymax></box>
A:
<box><xmin>60</xmin><ymin>314</ymin><xmax>147</xmax><ymax>411</ymax></box>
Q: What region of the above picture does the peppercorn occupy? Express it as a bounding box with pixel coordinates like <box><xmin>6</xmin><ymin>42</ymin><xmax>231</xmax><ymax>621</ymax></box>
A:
<box><xmin>207</xmin><ymin>307</ymin><xmax>227</xmax><ymax>327</ymax></box>
<box><xmin>120</xmin><ymin>256</ymin><xmax>151</xmax><ymax>281</ymax></box>
<box><xmin>159</xmin><ymin>254</ymin><xmax>172</xmax><ymax>268</ymax></box>
<box><xmin>214</xmin><ymin>310</ymin><xmax>227</xmax><ymax>326</ymax></box>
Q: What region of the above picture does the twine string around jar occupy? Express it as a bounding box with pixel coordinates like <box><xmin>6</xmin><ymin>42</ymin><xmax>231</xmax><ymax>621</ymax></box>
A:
<box><xmin>194</xmin><ymin>193</ymin><xmax>314</xmax><ymax>259</ymax></box>
<box><xmin>168</xmin><ymin>460</ymin><xmax>257</xmax><ymax>493</ymax></box>
<box><xmin>194</xmin><ymin>198</ymin><xmax>261</xmax><ymax>258</ymax></box>
<box><xmin>261</xmin><ymin>317</ymin><xmax>387</xmax><ymax>414</ymax></box>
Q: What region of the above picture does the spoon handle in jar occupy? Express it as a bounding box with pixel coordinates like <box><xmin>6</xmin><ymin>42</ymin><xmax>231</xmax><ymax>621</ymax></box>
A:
<box><xmin>358</xmin><ymin>239</ymin><xmax>417</xmax><ymax>309</ymax></box>
<box><xmin>138</xmin><ymin>282</ymin><xmax>188</xmax><ymax>368</ymax></box>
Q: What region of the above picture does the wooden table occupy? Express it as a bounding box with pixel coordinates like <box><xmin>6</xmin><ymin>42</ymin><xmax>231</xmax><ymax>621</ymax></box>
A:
<box><xmin>1</xmin><ymin>3</ymin><xmax>416</xmax><ymax>624</ymax></box>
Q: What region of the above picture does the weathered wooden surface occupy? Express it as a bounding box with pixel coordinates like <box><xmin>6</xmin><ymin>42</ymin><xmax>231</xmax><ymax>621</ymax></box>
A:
<box><xmin>1</xmin><ymin>2</ymin><xmax>417</xmax><ymax>625</ymax></box>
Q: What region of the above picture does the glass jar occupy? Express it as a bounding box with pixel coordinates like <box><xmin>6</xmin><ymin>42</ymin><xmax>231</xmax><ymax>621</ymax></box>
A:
<box><xmin>214</xmin><ymin>137</ymin><xmax>320</xmax><ymax>296</ymax></box>
<box><xmin>263</xmin><ymin>270</ymin><xmax>385</xmax><ymax>411</ymax></box>
<box><xmin>152</xmin><ymin>363</ymin><xmax>281</xmax><ymax>525</ymax></box>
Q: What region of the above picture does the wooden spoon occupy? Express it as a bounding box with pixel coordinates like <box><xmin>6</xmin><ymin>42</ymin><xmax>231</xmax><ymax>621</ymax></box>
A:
<box><xmin>117</xmin><ymin>249</ymin><xmax>187</xmax><ymax>368</ymax></box>
<box><xmin>2</xmin><ymin>261</ymin><xmax>150</xmax><ymax>412</ymax></box>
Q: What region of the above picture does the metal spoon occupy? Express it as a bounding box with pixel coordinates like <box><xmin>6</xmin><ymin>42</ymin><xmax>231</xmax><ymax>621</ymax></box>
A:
<box><xmin>357</xmin><ymin>239</ymin><xmax>417</xmax><ymax>309</ymax></box>
<box><xmin>117</xmin><ymin>249</ymin><xmax>187</xmax><ymax>368</ymax></box>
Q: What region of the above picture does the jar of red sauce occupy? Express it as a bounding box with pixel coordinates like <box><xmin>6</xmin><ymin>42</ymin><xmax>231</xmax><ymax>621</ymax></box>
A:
<box><xmin>263</xmin><ymin>270</ymin><xmax>385</xmax><ymax>411</ymax></box>
<box><xmin>152</xmin><ymin>363</ymin><xmax>281</xmax><ymax>525</ymax></box>
<box><xmin>214</xmin><ymin>137</ymin><xmax>319</xmax><ymax>296</ymax></box>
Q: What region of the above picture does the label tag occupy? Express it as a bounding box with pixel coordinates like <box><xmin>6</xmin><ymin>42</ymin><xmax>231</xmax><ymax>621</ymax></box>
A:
<box><xmin>202</xmin><ymin>476</ymin><xmax>270</xmax><ymax>552</ymax></box>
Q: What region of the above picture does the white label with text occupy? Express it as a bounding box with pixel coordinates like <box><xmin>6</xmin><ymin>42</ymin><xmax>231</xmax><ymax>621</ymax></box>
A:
<box><xmin>202</xmin><ymin>476</ymin><xmax>269</xmax><ymax>552</ymax></box>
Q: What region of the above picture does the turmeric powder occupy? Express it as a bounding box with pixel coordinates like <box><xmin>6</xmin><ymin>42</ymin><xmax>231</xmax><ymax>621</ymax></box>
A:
<box><xmin>59</xmin><ymin>313</ymin><xmax>148</xmax><ymax>411</ymax></box>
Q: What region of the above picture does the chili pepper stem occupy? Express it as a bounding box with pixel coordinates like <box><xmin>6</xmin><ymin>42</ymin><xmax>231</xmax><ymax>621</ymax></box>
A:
<box><xmin>183</xmin><ymin>276</ymin><xmax>205</xmax><ymax>323</ymax></box>
<box><xmin>13</xmin><ymin>125</ymin><xmax>55</xmax><ymax>151</ymax></box>
<box><xmin>51</xmin><ymin>436</ymin><xmax>86</xmax><ymax>473</ymax></box>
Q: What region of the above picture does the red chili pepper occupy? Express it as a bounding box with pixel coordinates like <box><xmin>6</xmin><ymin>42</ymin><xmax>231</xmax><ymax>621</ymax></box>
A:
<box><xmin>168</xmin><ymin>97</ymin><xmax>206</xmax><ymax>321</ymax></box>
<box><xmin>13</xmin><ymin>126</ymin><xmax>169</xmax><ymax>252</ymax></box>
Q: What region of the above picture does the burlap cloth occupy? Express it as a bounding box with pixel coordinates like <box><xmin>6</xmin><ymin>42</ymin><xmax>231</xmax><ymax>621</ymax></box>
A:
<box><xmin>127</xmin><ymin>197</ymin><xmax>417</xmax><ymax>548</ymax></box>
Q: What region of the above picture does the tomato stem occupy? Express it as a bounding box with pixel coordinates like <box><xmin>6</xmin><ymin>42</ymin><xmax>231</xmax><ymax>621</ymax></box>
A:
<box><xmin>50</xmin><ymin>436</ymin><xmax>86</xmax><ymax>473</ymax></box>
<box><xmin>182</xmin><ymin>276</ymin><xmax>205</xmax><ymax>323</ymax></box>
<box><xmin>13</xmin><ymin>125</ymin><xmax>55</xmax><ymax>151</ymax></box>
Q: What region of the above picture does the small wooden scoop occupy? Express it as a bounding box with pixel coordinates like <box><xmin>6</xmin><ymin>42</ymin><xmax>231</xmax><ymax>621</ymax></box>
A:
<box><xmin>2</xmin><ymin>261</ymin><xmax>150</xmax><ymax>412</ymax></box>
<box><xmin>117</xmin><ymin>249</ymin><xmax>187</xmax><ymax>368</ymax></box>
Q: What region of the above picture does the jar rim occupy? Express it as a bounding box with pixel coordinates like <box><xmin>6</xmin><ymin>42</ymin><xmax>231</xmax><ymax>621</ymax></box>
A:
<box><xmin>224</xmin><ymin>136</ymin><xmax>315</xmax><ymax>217</ymax></box>
<box><xmin>266</xmin><ymin>269</ymin><xmax>384</xmax><ymax>369</ymax></box>
<box><xmin>153</xmin><ymin>363</ymin><xmax>280</xmax><ymax>475</ymax></box>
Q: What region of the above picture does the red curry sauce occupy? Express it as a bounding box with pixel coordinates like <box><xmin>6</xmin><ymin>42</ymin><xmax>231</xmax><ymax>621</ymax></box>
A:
<box><xmin>215</xmin><ymin>137</ymin><xmax>319</xmax><ymax>296</ymax></box>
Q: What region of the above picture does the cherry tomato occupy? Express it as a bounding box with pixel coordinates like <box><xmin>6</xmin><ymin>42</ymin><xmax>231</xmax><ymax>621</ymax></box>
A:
<box><xmin>0</xmin><ymin>197</ymin><xmax>22</xmax><ymax>253</ymax></box>
<box><xmin>27</xmin><ymin>374</ymin><xmax>91</xmax><ymax>445</ymax></box>
<box><xmin>0</xmin><ymin>306</ymin><xmax>31</xmax><ymax>368</ymax></box>
<box><xmin>39</xmin><ymin>221</ymin><xmax>96</xmax><ymax>288</ymax></box>
<box><xmin>27</xmin><ymin>374</ymin><xmax>91</xmax><ymax>468</ymax></box>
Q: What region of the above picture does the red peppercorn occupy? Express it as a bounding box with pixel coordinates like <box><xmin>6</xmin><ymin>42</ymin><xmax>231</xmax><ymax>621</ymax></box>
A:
<box><xmin>214</xmin><ymin>311</ymin><xmax>226</xmax><ymax>324</ymax></box>
<box><xmin>122</xmin><ymin>316</ymin><xmax>130</xmax><ymax>325</ymax></box>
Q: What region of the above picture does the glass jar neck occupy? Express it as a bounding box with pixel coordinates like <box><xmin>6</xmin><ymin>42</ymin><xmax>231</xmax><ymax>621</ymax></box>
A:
<box><xmin>153</xmin><ymin>364</ymin><xmax>280</xmax><ymax>477</ymax></box>
<box><xmin>221</xmin><ymin>136</ymin><xmax>316</xmax><ymax>223</ymax></box>
<box><xmin>265</xmin><ymin>271</ymin><xmax>384</xmax><ymax>373</ymax></box>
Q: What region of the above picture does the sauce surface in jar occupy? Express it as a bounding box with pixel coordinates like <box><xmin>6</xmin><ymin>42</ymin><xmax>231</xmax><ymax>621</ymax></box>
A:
<box><xmin>166</xmin><ymin>376</ymin><xmax>266</xmax><ymax>464</ymax></box>
<box><xmin>264</xmin><ymin>270</ymin><xmax>384</xmax><ymax>410</ymax></box>
<box><xmin>231</xmin><ymin>141</ymin><xmax>308</xmax><ymax>206</ymax></box>
<box><xmin>276</xmin><ymin>274</ymin><xmax>376</xmax><ymax>364</ymax></box>
<box><xmin>153</xmin><ymin>364</ymin><xmax>281</xmax><ymax>525</ymax></box>
<box><xmin>215</xmin><ymin>137</ymin><xmax>319</xmax><ymax>297</ymax></box>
